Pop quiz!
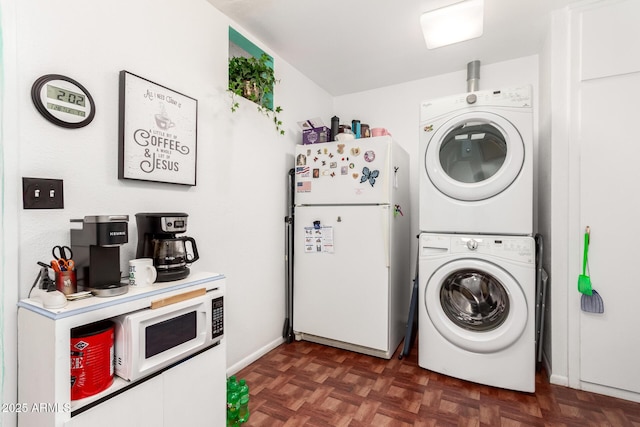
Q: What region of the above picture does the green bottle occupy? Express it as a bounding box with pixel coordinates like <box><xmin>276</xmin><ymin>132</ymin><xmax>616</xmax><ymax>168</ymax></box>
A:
<box><xmin>238</xmin><ymin>394</ymin><xmax>250</xmax><ymax>423</ymax></box>
<box><xmin>227</xmin><ymin>376</ymin><xmax>240</xmax><ymax>426</ymax></box>
<box><xmin>237</xmin><ymin>379</ymin><xmax>249</xmax><ymax>423</ymax></box>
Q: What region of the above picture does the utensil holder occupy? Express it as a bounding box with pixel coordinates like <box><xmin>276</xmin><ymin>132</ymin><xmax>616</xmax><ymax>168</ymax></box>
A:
<box><xmin>56</xmin><ymin>270</ymin><xmax>77</xmax><ymax>295</ymax></box>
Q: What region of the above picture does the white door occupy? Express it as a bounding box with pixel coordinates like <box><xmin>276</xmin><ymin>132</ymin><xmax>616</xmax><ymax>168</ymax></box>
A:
<box><xmin>578</xmin><ymin>72</ymin><xmax>640</xmax><ymax>394</ymax></box>
<box><xmin>64</xmin><ymin>375</ymin><xmax>164</xmax><ymax>427</ymax></box>
<box><xmin>423</xmin><ymin>111</ymin><xmax>525</xmax><ymax>201</ymax></box>
<box><xmin>293</xmin><ymin>205</ymin><xmax>390</xmax><ymax>351</ymax></box>
<box><xmin>164</xmin><ymin>344</ymin><xmax>226</xmax><ymax>426</ymax></box>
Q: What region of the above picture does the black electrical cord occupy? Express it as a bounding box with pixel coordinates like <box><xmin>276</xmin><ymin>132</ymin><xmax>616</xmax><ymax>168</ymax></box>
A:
<box><xmin>29</xmin><ymin>262</ymin><xmax>56</xmax><ymax>297</ymax></box>
<box><xmin>28</xmin><ymin>269</ymin><xmax>43</xmax><ymax>298</ymax></box>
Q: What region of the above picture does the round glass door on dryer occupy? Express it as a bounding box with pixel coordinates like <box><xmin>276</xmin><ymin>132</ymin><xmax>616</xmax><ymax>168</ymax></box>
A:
<box><xmin>419</xmin><ymin>87</ymin><xmax>533</xmax><ymax>235</ymax></box>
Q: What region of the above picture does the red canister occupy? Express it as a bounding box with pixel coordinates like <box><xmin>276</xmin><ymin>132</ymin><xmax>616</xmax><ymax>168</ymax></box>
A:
<box><xmin>70</xmin><ymin>320</ymin><xmax>115</xmax><ymax>400</ymax></box>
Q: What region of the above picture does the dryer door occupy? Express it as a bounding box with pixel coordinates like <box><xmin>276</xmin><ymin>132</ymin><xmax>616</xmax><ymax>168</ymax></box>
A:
<box><xmin>424</xmin><ymin>111</ymin><xmax>524</xmax><ymax>201</ymax></box>
<box><xmin>424</xmin><ymin>258</ymin><xmax>528</xmax><ymax>353</ymax></box>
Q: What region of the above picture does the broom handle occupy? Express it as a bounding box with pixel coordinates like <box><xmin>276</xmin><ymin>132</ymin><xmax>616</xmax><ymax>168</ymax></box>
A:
<box><xmin>582</xmin><ymin>226</ymin><xmax>590</xmax><ymax>275</ymax></box>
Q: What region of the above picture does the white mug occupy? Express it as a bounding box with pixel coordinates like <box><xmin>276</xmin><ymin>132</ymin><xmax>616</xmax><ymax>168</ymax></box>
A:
<box><xmin>128</xmin><ymin>258</ymin><xmax>157</xmax><ymax>288</ymax></box>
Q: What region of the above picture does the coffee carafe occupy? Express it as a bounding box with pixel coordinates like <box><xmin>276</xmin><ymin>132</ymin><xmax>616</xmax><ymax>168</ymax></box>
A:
<box><xmin>135</xmin><ymin>213</ymin><xmax>199</xmax><ymax>282</ymax></box>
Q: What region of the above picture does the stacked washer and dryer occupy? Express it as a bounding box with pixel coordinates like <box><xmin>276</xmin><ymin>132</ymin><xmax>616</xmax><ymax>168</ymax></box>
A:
<box><xmin>417</xmin><ymin>84</ymin><xmax>536</xmax><ymax>392</ymax></box>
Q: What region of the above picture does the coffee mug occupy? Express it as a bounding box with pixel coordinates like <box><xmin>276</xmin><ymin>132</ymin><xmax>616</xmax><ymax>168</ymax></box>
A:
<box><xmin>371</xmin><ymin>127</ymin><xmax>391</xmax><ymax>137</ymax></box>
<box><xmin>129</xmin><ymin>258</ymin><xmax>157</xmax><ymax>288</ymax></box>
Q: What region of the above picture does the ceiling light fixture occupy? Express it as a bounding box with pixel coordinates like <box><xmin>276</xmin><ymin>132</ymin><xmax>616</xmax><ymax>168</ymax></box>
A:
<box><xmin>420</xmin><ymin>0</ymin><xmax>484</xmax><ymax>50</ymax></box>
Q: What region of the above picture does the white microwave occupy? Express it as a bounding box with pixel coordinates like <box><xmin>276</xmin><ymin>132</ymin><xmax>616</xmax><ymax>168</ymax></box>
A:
<box><xmin>113</xmin><ymin>286</ymin><xmax>224</xmax><ymax>382</ymax></box>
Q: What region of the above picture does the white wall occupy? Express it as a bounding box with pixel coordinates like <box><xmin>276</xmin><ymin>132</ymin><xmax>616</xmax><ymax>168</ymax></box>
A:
<box><xmin>538</xmin><ymin>6</ymin><xmax>572</xmax><ymax>386</ymax></box>
<box><xmin>334</xmin><ymin>55</ymin><xmax>540</xmax><ymax>266</ymax></box>
<box><xmin>1</xmin><ymin>1</ymin><xmax>333</xmax><ymax>425</ymax></box>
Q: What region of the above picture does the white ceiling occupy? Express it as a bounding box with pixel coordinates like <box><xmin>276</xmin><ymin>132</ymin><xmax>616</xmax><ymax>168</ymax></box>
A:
<box><xmin>206</xmin><ymin>0</ymin><xmax>577</xmax><ymax>96</ymax></box>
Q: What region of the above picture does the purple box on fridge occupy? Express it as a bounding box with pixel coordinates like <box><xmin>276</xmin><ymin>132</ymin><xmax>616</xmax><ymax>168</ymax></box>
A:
<box><xmin>302</xmin><ymin>127</ymin><xmax>331</xmax><ymax>145</ymax></box>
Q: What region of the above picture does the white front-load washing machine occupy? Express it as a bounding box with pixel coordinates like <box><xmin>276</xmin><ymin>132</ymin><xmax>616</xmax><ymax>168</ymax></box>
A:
<box><xmin>419</xmin><ymin>86</ymin><xmax>533</xmax><ymax>235</ymax></box>
<box><xmin>418</xmin><ymin>233</ymin><xmax>535</xmax><ymax>392</ymax></box>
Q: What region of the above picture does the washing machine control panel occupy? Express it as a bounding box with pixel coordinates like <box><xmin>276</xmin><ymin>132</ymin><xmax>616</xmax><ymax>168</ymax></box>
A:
<box><xmin>420</xmin><ymin>234</ymin><xmax>534</xmax><ymax>264</ymax></box>
<box><xmin>466</xmin><ymin>239</ymin><xmax>478</xmax><ymax>250</ymax></box>
<box><xmin>459</xmin><ymin>236</ymin><xmax>534</xmax><ymax>263</ymax></box>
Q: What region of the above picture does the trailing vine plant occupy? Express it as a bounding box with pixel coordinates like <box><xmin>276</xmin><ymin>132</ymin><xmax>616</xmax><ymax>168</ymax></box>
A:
<box><xmin>228</xmin><ymin>53</ymin><xmax>284</xmax><ymax>135</ymax></box>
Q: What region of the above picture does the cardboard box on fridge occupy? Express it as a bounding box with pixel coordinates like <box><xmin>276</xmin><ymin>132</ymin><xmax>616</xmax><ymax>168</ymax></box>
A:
<box><xmin>299</xmin><ymin>118</ymin><xmax>331</xmax><ymax>145</ymax></box>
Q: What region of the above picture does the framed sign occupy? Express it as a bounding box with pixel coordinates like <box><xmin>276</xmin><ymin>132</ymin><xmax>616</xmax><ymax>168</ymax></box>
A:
<box><xmin>118</xmin><ymin>71</ymin><xmax>197</xmax><ymax>186</ymax></box>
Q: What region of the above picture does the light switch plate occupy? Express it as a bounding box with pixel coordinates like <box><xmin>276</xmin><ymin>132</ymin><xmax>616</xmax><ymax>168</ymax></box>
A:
<box><xmin>22</xmin><ymin>177</ymin><xmax>64</xmax><ymax>209</ymax></box>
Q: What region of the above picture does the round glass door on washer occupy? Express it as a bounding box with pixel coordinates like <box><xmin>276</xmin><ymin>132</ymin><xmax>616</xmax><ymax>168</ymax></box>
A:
<box><xmin>418</xmin><ymin>233</ymin><xmax>535</xmax><ymax>392</ymax></box>
<box><xmin>419</xmin><ymin>87</ymin><xmax>533</xmax><ymax>235</ymax></box>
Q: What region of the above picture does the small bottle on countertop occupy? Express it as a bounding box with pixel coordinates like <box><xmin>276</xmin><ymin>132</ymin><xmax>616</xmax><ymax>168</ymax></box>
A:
<box><xmin>331</xmin><ymin>116</ymin><xmax>339</xmax><ymax>141</ymax></box>
<box><xmin>352</xmin><ymin>119</ymin><xmax>361</xmax><ymax>138</ymax></box>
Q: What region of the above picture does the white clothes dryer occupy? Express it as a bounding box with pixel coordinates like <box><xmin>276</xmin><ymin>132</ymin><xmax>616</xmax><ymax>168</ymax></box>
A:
<box><xmin>418</xmin><ymin>233</ymin><xmax>535</xmax><ymax>392</ymax></box>
<box><xmin>419</xmin><ymin>86</ymin><xmax>533</xmax><ymax>235</ymax></box>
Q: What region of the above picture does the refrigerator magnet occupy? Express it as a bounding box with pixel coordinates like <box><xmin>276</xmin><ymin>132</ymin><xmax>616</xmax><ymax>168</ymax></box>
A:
<box><xmin>364</xmin><ymin>150</ymin><xmax>375</xmax><ymax>162</ymax></box>
<box><xmin>361</xmin><ymin>167</ymin><xmax>379</xmax><ymax>187</ymax></box>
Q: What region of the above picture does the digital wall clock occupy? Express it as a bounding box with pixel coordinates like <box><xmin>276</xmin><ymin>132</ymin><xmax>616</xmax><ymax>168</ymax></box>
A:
<box><xmin>31</xmin><ymin>74</ymin><xmax>95</xmax><ymax>128</ymax></box>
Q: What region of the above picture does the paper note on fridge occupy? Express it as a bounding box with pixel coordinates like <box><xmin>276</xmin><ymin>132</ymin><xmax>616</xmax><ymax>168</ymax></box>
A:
<box><xmin>303</xmin><ymin>226</ymin><xmax>334</xmax><ymax>253</ymax></box>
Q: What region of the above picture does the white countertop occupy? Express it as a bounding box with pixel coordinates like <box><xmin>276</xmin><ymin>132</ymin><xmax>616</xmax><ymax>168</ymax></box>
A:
<box><xmin>18</xmin><ymin>271</ymin><xmax>225</xmax><ymax>320</ymax></box>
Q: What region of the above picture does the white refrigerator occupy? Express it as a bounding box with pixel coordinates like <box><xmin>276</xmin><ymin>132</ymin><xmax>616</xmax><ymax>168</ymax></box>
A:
<box><xmin>293</xmin><ymin>135</ymin><xmax>411</xmax><ymax>359</ymax></box>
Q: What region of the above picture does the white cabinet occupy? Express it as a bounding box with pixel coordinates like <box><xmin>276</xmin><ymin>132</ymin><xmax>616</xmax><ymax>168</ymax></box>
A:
<box><xmin>545</xmin><ymin>0</ymin><xmax>640</xmax><ymax>402</ymax></box>
<box><xmin>64</xmin><ymin>375</ymin><xmax>164</xmax><ymax>427</ymax></box>
<box><xmin>17</xmin><ymin>272</ymin><xmax>227</xmax><ymax>427</ymax></box>
<box><xmin>163</xmin><ymin>345</ymin><xmax>226</xmax><ymax>426</ymax></box>
<box><xmin>573</xmin><ymin>0</ymin><xmax>640</xmax><ymax>399</ymax></box>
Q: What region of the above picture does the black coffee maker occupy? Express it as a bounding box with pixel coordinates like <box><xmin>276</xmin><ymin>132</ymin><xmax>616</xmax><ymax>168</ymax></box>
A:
<box><xmin>70</xmin><ymin>215</ymin><xmax>129</xmax><ymax>297</ymax></box>
<box><xmin>135</xmin><ymin>213</ymin><xmax>199</xmax><ymax>282</ymax></box>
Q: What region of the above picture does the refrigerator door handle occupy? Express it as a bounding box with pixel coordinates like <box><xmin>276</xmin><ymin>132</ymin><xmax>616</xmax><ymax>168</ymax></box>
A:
<box><xmin>382</xmin><ymin>205</ymin><xmax>390</xmax><ymax>268</ymax></box>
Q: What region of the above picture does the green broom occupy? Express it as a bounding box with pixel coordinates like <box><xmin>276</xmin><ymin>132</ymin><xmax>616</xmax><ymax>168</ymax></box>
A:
<box><xmin>578</xmin><ymin>226</ymin><xmax>604</xmax><ymax>313</ymax></box>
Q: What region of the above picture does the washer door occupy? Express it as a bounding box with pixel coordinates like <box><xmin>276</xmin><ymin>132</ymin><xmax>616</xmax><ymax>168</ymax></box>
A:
<box><xmin>424</xmin><ymin>111</ymin><xmax>524</xmax><ymax>201</ymax></box>
<box><xmin>425</xmin><ymin>259</ymin><xmax>528</xmax><ymax>353</ymax></box>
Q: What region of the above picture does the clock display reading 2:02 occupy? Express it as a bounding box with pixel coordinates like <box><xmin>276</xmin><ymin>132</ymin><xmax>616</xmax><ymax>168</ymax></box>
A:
<box><xmin>31</xmin><ymin>74</ymin><xmax>95</xmax><ymax>128</ymax></box>
<box><xmin>46</xmin><ymin>84</ymin><xmax>86</xmax><ymax>117</ymax></box>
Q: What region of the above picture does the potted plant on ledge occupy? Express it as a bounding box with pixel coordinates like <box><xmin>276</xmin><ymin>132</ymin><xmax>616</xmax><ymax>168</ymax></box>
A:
<box><xmin>228</xmin><ymin>53</ymin><xmax>284</xmax><ymax>135</ymax></box>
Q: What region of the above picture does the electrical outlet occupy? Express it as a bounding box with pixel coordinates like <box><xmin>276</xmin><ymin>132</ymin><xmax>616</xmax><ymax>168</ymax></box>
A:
<box><xmin>22</xmin><ymin>178</ymin><xmax>64</xmax><ymax>209</ymax></box>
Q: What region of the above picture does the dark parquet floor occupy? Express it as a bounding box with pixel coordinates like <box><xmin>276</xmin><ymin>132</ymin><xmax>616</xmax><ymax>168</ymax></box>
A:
<box><xmin>234</xmin><ymin>339</ymin><xmax>640</xmax><ymax>426</ymax></box>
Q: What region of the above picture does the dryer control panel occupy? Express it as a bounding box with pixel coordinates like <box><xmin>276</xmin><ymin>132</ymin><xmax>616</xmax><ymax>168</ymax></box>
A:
<box><xmin>420</xmin><ymin>86</ymin><xmax>532</xmax><ymax>121</ymax></box>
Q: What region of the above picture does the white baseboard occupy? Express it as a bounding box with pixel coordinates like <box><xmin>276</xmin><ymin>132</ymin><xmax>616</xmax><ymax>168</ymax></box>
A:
<box><xmin>549</xmin><ymin>373</ymin><xmax>569</xmax><ymax>387</ymax></box>
<box><xmin>580</xmin><ymin>381</ymin><xmax>640</xmax><ymax>403</ymax></box>
<box><xmin>542</xmin><ymin>352</ymin><xmax>570</xmax><ymax>386</ymax></box>
<box><xmin>226</xmin><ymin>337</ymin><xmax>284</xmax><ymax>376</ymax></box>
